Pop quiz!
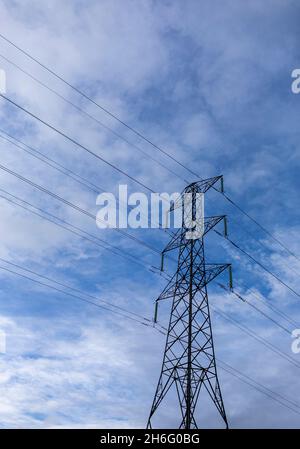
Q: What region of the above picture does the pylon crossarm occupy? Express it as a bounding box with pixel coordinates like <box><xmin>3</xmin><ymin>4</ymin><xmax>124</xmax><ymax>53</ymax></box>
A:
<box><xmin>178</xmin><ymin>176</ymin><xmax>223</xmax><ymax>196</ymax></box>
<box><xmin>168</xmin><ymin>177</ymin><xmax>223</xmax><ymax>217</ymax></box>
<box><xmin>159</xmin><ymin>264</ymin><xmax>230</xmax><ymax>299</ymax></box>
<box><xmin>202</xmin><ymin>215</ymin><xmax>226</xmax><ymax>237</ymax></box>
<box><xmin>203</xmin><ymin>264</ymin><xmax>231</xmax><ymax>286</ymax></box>
<box><xmin>163</xmin><ymin>216</ymin><xmax>225</xmax><ymax>254</ymax></box>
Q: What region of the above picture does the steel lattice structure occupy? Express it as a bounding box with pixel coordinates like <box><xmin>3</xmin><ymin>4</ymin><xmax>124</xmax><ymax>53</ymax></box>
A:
<box><xmin>147</xmin><ymin>177</ymin><xmax>232</xmax><ymax>429</ymax></box>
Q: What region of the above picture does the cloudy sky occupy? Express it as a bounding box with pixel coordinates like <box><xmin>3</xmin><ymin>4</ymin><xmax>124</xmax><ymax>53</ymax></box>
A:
<box><xmin>0</xmin><ymin>0</ymin><xmax>299</xmax><ymax>428</ymax></box>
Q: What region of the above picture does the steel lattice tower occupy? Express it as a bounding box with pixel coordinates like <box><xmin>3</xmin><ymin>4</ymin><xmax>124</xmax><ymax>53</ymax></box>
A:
<box><xmin>147</xmin><ymin>177</ymin><xmax>232</xmax><ymax>429</ymax></box>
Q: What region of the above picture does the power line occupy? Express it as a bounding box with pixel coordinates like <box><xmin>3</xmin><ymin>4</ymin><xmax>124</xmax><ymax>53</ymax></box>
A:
<box><xmin>3</xmin><ymin>251</ymin><xmax>297</xmax><ymax>418</ymax></box>
<box><xmin>1</xmin><ymin>33</ymin><xmax>300</xmax><ymax>425</ymax></box>
<box><xmin>229</xmin><ymin>214</ymin><xmax>300</xmax><ymax>277</ymax></box>
<box><xmin>0</xmin><ymin>264</ymin><xmax>152</xmax><ymax>327</ymax></box>
<box><xmin>0</xmin><ymin>259</ymin><xmax>166</xmax><ymax>333</ymax></box>
<box><xmin>222</xmin><ymin>192</ymin><xmax>300</xmax><ymax>263</ymax></box>
<box><xmin>0</xmin><ymin>129</ymin><xmax>107</xmax><ymax>195</ymax></box>
<box><xmin>212</xmin><ymin>305</ymin><xmax>300</xmax><ymax>370</ymax></box>
<box><xmin>217</xmin><ymin>282</ymin><xmax>292</xmax><ymax>335</ymax></box>
<box><xmin>2</xmin><ymin>257</ymin><xmax>298</xmax><ymax>419</ymax></box>
<box><xmin>218</xmin><ymin>361</ymin><xmax>300</xmax><ymax>417</ymax></box>
<box><xmin>0</xmin><ymin>129</ymin><xmax>173</xmax><ymax>235</ymax></box>
<box><xmin>0</xmin><ymin>32</ymin><xmax>298</xmax><ymax>264</ymax></box>
<box><xmin>214</xmin><ymin>230</ymin><xmax>300</xmax><ymax>299</ymax></box>
<box><xmin>0</xmin><ymin>34</ymin><xmax>192</xmax><ymax>176</ymax></box>
<box><xmin>0</xmin><ymin>112</ymin><xmax>298</xmax><ymax>340</ymax></box>
<box><xmin>219</xmin><ymin>359</ymin><xmax>300</xmax><ymax>411</ymax></box>
<box><xmin>0</xmin><ymin>190</ymin><xmax>148</xmax><ymax>270</ymax></box>
<box><xmin>0</xmin><ymin>94</ymin><xmax>155</xmax><ymax>194</ymax></box>
<box><xmin>0</xmin><ymin>188</ymin><xmax>172</xmax><ymax>282</ymax></box>
<box><xmin>4</xmin><ymin>254</ymin><xmax>300</xmax><ymax>420</ymax></box>
<box><xmin>3</xmin><ymin>125</ymin><xmax>297</xmax><ymax>333</ymax></box>
<box><xmin>1</xmin><ymin>195</ymin><xmax>298</xmax><ymax>421</ymax></box>
<box><xmin>0</xmin><ymin>162</ymin><xmax>162</xmax><ymax>256</ymax></box>
<box><xmin>0</xmin><ymin>256</ymin><xmax>155</xmax><ymax>325</ymax></box>
<box><xmin>0</xmin><ymin>52</ymin><xmax>188</xmax><ymax>183</ymax></box>
<box><xmin>242</xmin><ymin>286</ymin><xmax>300</xmax><ymax>329</ymax></box>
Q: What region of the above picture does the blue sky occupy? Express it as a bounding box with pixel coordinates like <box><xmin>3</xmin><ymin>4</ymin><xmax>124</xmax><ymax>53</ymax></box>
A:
<box><xmin>0</xmin><ymin>0</ymin><xmax>299</xmax><ymax>428</ymax></box>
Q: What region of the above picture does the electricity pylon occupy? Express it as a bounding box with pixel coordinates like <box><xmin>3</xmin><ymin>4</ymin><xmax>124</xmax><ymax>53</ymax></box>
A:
<box><xmin>147</xmin><ymin>176</ymin><xmax>232</xmax><ymax>429</ymax></box>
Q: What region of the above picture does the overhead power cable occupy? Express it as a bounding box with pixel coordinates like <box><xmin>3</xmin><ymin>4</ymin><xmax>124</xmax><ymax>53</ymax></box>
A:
<box><xmin>214</xmin><ymin>230</ymin><xmax>300</xmax><ymax>299</ymax></box>
<box><xmin>0</xmin><ymin>256</ymin><xmax>155</xmax><ymax>324</ymax></box>
<box><xmin>0</xmin><ymin>264</ymin><xmax>151</xmax><ymax>327</ymax></box>
<box><xmin>229</xmin><ymin>214</ymin><xmax>299</xmax><ymax>277</ymax></box>
<box><xmin>0</xmin><ymin>35</ymin><xmax>191</xmax><ymax>175</ymax></box>
<box><xmin>0</xmin><ymin>243</ymin><xmax>297</xmax><ymax>417</ymax></box>
<box><xmin>222</xmin><ymin>192</ymin><xmax>300</xmax><ymax>263</ymax></box>
<box><xmin>0</xmin><ymin>190</ymin><xmax>146</xmax><ymax>270</ymax></box>
<box><xmin>0</xmin><ymin>188</ymin><xmax>170</xmax><ymax>281</ymax></box>
<box><xmin>0</xmin><ymin>52</ymin><xmax>188</xmax><ymax>183</ymax></box>
<box><xmin>0</xmin><ymin>32</ymin><xmax>297</xmax><ymax>264</ymax></box>
<box><xmin>0</xmin><ymin>129</ymin><xmax>173</xmax><ymax>235</ymax></box>
<box><xmin>4</xmin><ymin>256</ymin><xmax>297</xmax><ymax>417</ymax></box>
<box><xmin>218</xmin><ymin>361</ymin><xmax>300</xmax><ymax>417</ymax></box>
<box><xmin>242</xmin><ymin>287</ymin><xmax>300</xmax><ymax>329</ymax></box>
<box><xmin>212</xmin><ymin>305</ymin><xmax>300</xmax><ymax>370</ymax></box>
<box><xmin>217</xmin><ymin>282</ymin><xmax>292</xmax><ymax>335</ymax></box>
<box><xmin>0</xmin><ymin>162</ymin><xmax>162</xmax><ymax>255</ymax></box>
<box><xmin>0</xmin><ymin>94</ymin><xmax>154</xmax><ymax>194</ymax></box>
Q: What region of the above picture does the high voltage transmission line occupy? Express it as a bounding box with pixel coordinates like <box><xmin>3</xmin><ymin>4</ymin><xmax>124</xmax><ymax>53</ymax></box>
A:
<box><xmin>0</xmin><ymin>263</ymin><xmax>154</xmax><ymax>329</ymax></box>
<box><xmin>1</xmin><ymin>261</ymin><xmax>299</xmax><ymax>418</ymax></box>
<box><xmin>0</xmin><ymin>256</ymin><xmax>154</xmax><ymax>324</ymax></box>
<box><xmin>236</xmin><ymin>286</ymin><xmax>300</xmax><ymax>329</ymax></box>
<box><xmin>0</xmin><ymin>238</ymin><xmax>296</xmax><ymax>373</ymax></box>
<box><xmin>1</xmin><ymin>176</ymin><xmax>298</xmax><ymax>332</ymax></box>
<box><xmin>0</xmin><ymin>110</ymin><xmax>298</xmax><ymax>422</ymax></box>
<box><xmin>0</xmin><ymin>162</ymin><xmax>163</xmax><ymax>255</ymax></box>
<box><xmin>1</xmin><ymin>125</ymin><xmax>299</xmax><ymax>289</ymax></box>
<box><xmin>1</xmin><ymin>119</ymin><xmax>299</xmax><ymax>322</ymax></box>
<box><xmin>1</xmin><ymin>127</ymin><xmax>298</xmax><ymax>301</ymax></box>
<box><xmin>0</xmin><ymin>188</ymin><xmax>297</xmax><ymax>340</ymax></box>
<box><xmin>0</xmin><ymin>59</ymin><xmax>298</xmax><ymax>277</ymax></box>
<box><xmin>1</xmin><ymin>187</ymin><xmax>295</xmax><ymax>346</ymax></box>
<box><xmin>0</xmin><ymin>189</ymin><xmax>170</xmax><ymax>278</ymax></box>
<box><xmin>2</xmin><ymin>158</ymin><xmax>298</xmax><ymax>305</ymax></box>
<box><xmin>0</xmin><ymin>127</ymin><xmax>298</xmax><ymax>301</ymax></box>
<box><xmin>147</xmin><ymin>179</ymin><xmax>230</xmax><ymax>428</ymax></box>
<box><xmin>0</xmin><ymin>257</ymin><xmax>299</xmax><ymax>419</ymax></box>
<box><xmin>1</xmin><ymin>94</ymin><xmax>299</xmax><ymax>295</ymax></box>
<box><xmin>218</xmin><ymin>361</ymin><xmax>300</xmax><ymax>418</ymax></box>
<box><xmin>0</xmin><ymin>115</ymin><xmax>298</xmax><ymax>428</ymax></box>
<box><xmin>0</xmin><ymin>129</ymin><xmax>173</xmax><ymax>235</ymax></box>
<box><xmin>0</xmin><ymin>53</ymin><xmax>188</xmax><ymax>183</ymax></box>
<box><xmin>228</xmin><ymin>214</ymin><xmax>300</xmax><ymax>278</ymax></box>
<box><xmin>217</xmin><ymin>283</ymin><xmax>292</xmax><ymax>335</ymax></box>
<box><xmin>212</xmin><ymin>305</ymin><xmax>300</xmax><ymax>370</ymax></box>
<box><xmin>0</xmin><ymin>94</ymin><xmax>155</xmax><ymax>194</ymax></box>
<box><xmin>214</xmin><ymin>230</ymin><xmax>300</xmax><ymax>298</ymax></box>
<box><xmin>0</xmin><ymin>32</ymin><xmax>298</xmax><ymax>264</ymax></box>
